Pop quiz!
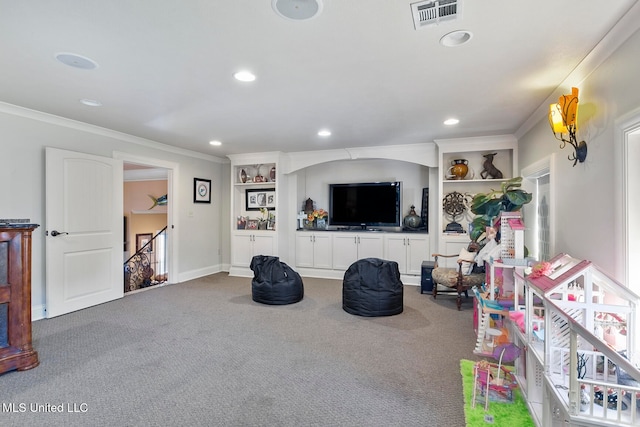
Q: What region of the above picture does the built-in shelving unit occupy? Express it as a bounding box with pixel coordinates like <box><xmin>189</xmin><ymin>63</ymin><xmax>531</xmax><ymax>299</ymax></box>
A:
<box><xmin>435</xmin><ymin>136</ymin><xmax>518</xmax><ymax>267</ymax></box>
<box><xmin>227</xmin><ymin>153</ymin><xmax>285</xmax><ymax>277</ymax></box>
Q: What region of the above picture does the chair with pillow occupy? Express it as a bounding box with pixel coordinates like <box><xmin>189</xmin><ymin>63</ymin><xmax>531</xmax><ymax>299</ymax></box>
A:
<box><xmin>431</xmin><ymin>245</ymin><xmax>486</xmax><ymax>310</ymax></box>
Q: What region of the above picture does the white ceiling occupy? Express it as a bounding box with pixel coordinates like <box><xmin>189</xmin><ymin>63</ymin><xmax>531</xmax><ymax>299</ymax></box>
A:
<box><xmin>1</xmin><ymin>1</ymin><xmax>638</xmax><ymax>158</ymax></box>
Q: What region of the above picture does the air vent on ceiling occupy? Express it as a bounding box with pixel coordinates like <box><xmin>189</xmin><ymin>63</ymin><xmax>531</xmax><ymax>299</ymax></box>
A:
<box><xmin>411</xmin><ymin>0</ymin><xmax>460</xmax><ymax>30</ymax></box>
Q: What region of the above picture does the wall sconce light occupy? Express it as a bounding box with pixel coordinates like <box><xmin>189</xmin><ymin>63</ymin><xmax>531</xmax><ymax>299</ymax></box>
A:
<box><xmin>548</xmin><ymin>87</ymin><xmax>587</xmax><ymax>167</ymax></box>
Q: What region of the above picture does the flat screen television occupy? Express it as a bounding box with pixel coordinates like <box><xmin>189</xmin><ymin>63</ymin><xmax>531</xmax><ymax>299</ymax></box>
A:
<box><xmin>329</xmin><ymin>181</ymin><xmax>401</xmax><ymax>228</ymax></box>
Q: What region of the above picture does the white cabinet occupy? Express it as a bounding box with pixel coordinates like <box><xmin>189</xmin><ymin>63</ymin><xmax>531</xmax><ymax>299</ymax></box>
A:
<box><xmin>384</xmin><ymin>233</ymin><xmax>429</xmax><ymax>275</ymax></box>
<box><xmin>231</xmin><ymin>231</ymin><xmax>275</xmax><ymax>267</ymax></box>
<box><xmin>332</xmin><ymin>233</ymin><xmax>384</xmax><ymax>270</ymax></box>
<box><xmin>295</xmin><ymin>232</ymin><xmax>332</xmax><ymax>269</ymax></box>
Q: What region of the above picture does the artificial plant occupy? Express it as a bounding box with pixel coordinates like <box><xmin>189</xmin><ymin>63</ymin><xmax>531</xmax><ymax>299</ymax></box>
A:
<box><xmin>469</xmin><ymin>177</ymin><xmax>532</xmax><ymax>242</ymax></box>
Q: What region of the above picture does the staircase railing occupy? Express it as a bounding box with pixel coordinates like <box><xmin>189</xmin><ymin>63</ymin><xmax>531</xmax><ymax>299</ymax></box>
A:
<box><xmin>124</xmin><ymin>226</ymin><xmax>168</xmax><ymax>292</ymax></box>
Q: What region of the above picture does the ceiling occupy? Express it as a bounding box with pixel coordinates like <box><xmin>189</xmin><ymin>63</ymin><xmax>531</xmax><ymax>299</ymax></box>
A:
<box><xmin>1</xmin><ymin>1</ymin><xmax>638</xmax><ymax>159</ymax></box>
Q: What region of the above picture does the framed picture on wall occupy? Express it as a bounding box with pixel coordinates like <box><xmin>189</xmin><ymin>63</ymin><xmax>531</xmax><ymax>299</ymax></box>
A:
<box><xmin>245</xmin><ymin>188</ymin><xmax>275</xmax><ymax>211</ymax></box>
<box><xmin>136</xmin><ymin>233</ymin><xmax>153</xmax><ymax>253</ymax></box>
<box><xmin>194</xmin><ymin>178</ymin><xmax>211</xmax><ymax>203</ymax></box>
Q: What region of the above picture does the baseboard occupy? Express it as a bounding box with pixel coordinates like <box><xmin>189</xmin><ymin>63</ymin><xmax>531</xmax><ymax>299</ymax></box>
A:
<box><xmin>177</xmin><ymin>264</ymin><xmax>224</xmax><ymax>283</ymax></box>
<box><xmin>32</xmin><ymin>304</ymin><xmax>46</xmax><ymax>321</ymax></box>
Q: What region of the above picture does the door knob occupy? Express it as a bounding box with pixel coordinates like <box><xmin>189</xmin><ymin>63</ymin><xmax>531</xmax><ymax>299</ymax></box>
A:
<box><xmin>50</xmin><ymin>230</ymin><xmax>69</xmax><ymax>237</ymax></box>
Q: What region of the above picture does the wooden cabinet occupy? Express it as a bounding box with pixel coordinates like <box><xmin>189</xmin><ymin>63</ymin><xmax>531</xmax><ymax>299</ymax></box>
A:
<box><xmin>0</xmin><ymin>224</ymin><xmax>39</xmax><ymax>374</ymax></box>
<box><xmin>295</xmin><ymin>232</ymin><xmax>332</xmax><ymax>269</ymax></box>
<box><xmin>332</xmin><ymin>233</ymin><xmax>384</xmax><ymax>271</ymax></box>
<box><xmin>384</xmin><ymin>233</ymin><xmax>429</xmax><ymax>275</ymax></box>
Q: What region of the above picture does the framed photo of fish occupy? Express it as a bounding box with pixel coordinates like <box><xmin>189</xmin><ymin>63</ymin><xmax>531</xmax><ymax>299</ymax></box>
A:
<box><xmin>194</xmin><ymin>178</ymin><xmax>211</xmax><ymax>203</ymax></box>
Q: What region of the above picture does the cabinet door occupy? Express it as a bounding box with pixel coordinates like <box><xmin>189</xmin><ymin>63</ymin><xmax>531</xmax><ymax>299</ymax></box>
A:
<box><xmin>332</xmin><ymin>234</ymin><xmax>358</xmax><ymax>270</ymax></box>
<box><xmin>406</xmin><ymin>235</ymin><xmax>429</xmax><ymax>275</ymax></box>
<box><xmin>232</xmin><ymin>233</ymin><xmax>254</xmax><ymax>267</ymax></box>
<box><xmin>385</xmin><ymin>235</ymin><xmax>408</xmax><ymax>273</ymax></box>
<box><xmin>296</xmin><ymin>233</ymin><xmax>315</xmax><ymax>268</ymax></box>
<box><xmin>441</xmin><ymin>240</ymin><xmax>468</xmax><ymax>268</ymax></box>
<box><xmin>313</xmin><ymin>233</ymin><xmax>332</xmax><ymax>269</ymax></box>
<box><xmin>253</xmin><ymin>234</ymin><xmax>275</xmax><ymax>257</ymax></box>
<box><xmin>357</xmin><ymin>234</ymin><xmax>384</xmax><ymax>260</ymax></box>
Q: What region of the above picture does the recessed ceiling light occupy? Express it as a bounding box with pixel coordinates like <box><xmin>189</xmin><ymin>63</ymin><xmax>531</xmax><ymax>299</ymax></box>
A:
<box><xmin>55</xmin><ymin>52</ymin><xmax>99</xmax><ymax>70</ymax></box>
<box><xmin>209</xmin><ymin>140</ymin><xmax>222</xmax><ymax>146</ymax></box>
<box><xmin>272</xmin><ymin>0</ymin><xmax>323</xmax><ymax>21</ymax></box>
<box><xmin>80</xmin><ymin>98</ymin><xmax>102</xmax><ymax>107</ymax></box>
<box><xmin>318</xmin><ymin>129</ymin><xmax>331</xmax><ymax>137</ymax></box>
<box><xmin>444</xmin><ymin>118</ymin><xmax>459</xmax><ymax>125</ymax></box>
<box><xmin>233</xmin><ymin>71</ymin><xmax>256</xmax><ymax>82</ymax></box>
<box><xmin>439</xmin><ymin>30</ymin><xmax>473</xmax><ymax>47</ymax></box>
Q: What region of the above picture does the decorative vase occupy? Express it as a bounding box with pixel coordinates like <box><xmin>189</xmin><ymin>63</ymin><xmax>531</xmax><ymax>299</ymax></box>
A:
<box><xmin>270</xmin><ymin>166</ymin><xmax>276</xmax><ymax>182</ymax></box>
<box><xmin>403</xmin><ymin>205</ymin><xmax>421</xmax><ymax>230</ymax></box>
<box><xmin>240</xmin><ymin>169</ymin><xmax>247</xmax><ymax>183</ymax></box>
<box><xmin>448</xmin><ymin>159</ymin><xmax>469</xmax><ymax>180</ymax></box>
<box><xmin>316</xmin><ymin>218</ymin><xmax>327</xmax><ymax>229</ymax></box>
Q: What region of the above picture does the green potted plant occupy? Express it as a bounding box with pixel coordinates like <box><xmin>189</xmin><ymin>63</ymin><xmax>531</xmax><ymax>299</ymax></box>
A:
<box><xmin>469</xmin><ymin>177</ymin><xmax>532</xmax><ymax>242</ymax></box>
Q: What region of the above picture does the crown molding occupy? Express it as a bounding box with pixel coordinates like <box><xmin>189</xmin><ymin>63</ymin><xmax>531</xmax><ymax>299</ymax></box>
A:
<box><xmin>0</xmin><ymin>101</ymin><xmax>226</xmax><ymax>164</ymax></box>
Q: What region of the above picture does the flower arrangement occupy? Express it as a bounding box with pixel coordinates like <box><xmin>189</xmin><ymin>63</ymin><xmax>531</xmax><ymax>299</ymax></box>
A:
<box><xmin>528</xmin><ymin>261</ymin><xmax>552</xmax><ymax>279</ymax></box>
<box><xmin>307</xmin><ymin>209</ymin><xmax>327</xmax><ymax>222</ymax></box>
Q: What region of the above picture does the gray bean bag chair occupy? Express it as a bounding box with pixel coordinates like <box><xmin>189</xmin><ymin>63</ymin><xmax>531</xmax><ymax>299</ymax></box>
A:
<box><xmin>342</xmin><ymin>258</ymin><xmax>403</xmax><ymax>317</ymax></box>
<box><xmin>250</xmin><ymin>255</ymin><xmax>304</xmax><ymax>305</ymax></box>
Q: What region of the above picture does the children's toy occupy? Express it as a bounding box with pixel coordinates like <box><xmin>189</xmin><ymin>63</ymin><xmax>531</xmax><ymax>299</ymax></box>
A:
<box><xmin>472</xmin><ymin>359</ymin><xmax>519</xmax><ymax>411</ymax></box>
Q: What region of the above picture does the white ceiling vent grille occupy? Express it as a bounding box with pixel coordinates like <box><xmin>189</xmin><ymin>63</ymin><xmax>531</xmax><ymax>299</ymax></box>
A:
<box><xmin>411</xmin><ymin>0</ymin><xmax>460</xmax><ymax>29</ymax></box>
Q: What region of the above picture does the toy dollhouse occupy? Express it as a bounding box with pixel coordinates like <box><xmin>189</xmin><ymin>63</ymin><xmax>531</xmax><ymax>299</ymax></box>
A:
<box><xmin>508</xmin><ymin>253</ymin><xmax>640</xmax><ymax>426</ymax></box>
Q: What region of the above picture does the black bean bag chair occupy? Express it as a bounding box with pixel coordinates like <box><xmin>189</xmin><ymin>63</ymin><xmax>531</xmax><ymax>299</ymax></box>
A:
<box><xmin>342</xmin><ymin>258</ymin><xmax>403</xmax><ymax>317</ymax></box>
<box><xmin>250</xmin><ymin>255</ymin><xmax>304</xmax><ymax>305</ymax></box>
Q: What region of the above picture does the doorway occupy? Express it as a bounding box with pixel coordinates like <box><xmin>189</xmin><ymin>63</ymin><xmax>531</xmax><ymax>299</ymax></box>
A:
<box><xmin>115</xmin><ymin>152</ymin><xmax>179</xmax><ymax>290</ymax></box>
<box><xmin>124</xmin><ymin>164</ymin><xmax>169</xmax><ymax>292</ymax></box>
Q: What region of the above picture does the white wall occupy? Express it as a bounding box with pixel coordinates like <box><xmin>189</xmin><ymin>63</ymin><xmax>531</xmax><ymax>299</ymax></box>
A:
<box><xmin>518</xmin><ymin>27</ymin><xmax>640</xmax><ymax>281</ymax></box>
<box><xmin>296</xmin><ymin>159</ymin><xmax>430</xmax><ymax>220</ymax></box>
<box><xmin>0</xmin><ymin>105</ymin><xmax>227</xmax><ymax>316</ymax></box>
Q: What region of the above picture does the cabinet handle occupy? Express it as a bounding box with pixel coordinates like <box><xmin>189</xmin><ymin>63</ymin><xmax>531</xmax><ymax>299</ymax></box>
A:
<box><xmin>407</xmin><ymin>239</ymin><xmax>410</xmax><ymax>246</ymax></box>
<box><xmin>313</xmin><ymin>236</ymin><xmax>316</xmax><ymax>243</ymax></box>
<box><xmin>310</xmin><ymin>236</ymin><xmax>313</xmax><ymax>243</ymax></box>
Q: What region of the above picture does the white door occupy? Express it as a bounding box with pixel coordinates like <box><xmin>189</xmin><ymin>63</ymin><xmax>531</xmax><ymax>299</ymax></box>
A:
<box><xmin>45</xmin><ymin>147</ymin><xmax>123</xmax><ymax>318</ymax></box>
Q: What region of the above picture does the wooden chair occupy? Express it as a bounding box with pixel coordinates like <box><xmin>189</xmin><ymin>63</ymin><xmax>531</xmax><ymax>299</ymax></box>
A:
<box><xmin>431</xmin><ymin>252</ymin><xmax>485</xmax><ymax>310</ymax></box>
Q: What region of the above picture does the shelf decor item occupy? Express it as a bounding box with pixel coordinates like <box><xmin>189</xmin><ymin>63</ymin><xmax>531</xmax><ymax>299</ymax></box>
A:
<box><xmin>447</xmin><ymin>159</ymin><xmax>470</xmax><ymax>180</ymax></box>
<box><xmin>443</xmin><ymin>191</ymin><xmax>470</xmax><ymax>233</ymax></box>
<box><xmin>246</xmin><ymin>188</ymin><xmax>276</xmax><ymax>210</ymax></box>
<box><xmin>403</xmin><ymin>205</ymin><xmax>421</xmax><ymax>230</ymax></box>
<box><xmin>480</xmin><ymin>153</ymin><xmax>503</xmax><ymax>179</ymax></box>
